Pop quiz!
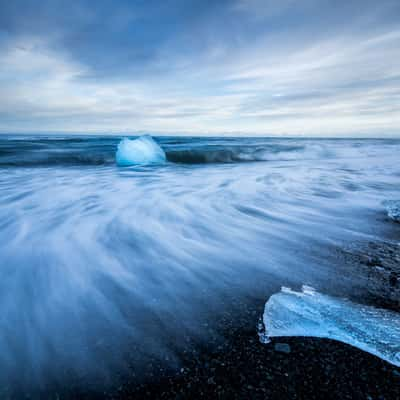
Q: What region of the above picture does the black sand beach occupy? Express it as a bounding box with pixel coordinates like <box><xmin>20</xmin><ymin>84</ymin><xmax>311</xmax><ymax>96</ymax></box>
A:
<box><xmin>50</xmin><ymin>227</ymin><xmax>400</xmax><ymax>399</ymax></box>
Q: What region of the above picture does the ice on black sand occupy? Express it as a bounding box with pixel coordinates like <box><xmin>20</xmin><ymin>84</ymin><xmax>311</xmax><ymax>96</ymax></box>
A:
<box><xmin>259</xmin><ymin>286</ymin><xmax>400</xmax><ymax>366</ymax></box>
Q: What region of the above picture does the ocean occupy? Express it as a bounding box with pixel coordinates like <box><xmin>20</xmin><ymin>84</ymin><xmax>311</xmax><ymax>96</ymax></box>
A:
<box><xmin>0</xmin><ymin>135</ymin><xmax>399</xmax><ymax>395</ymax></box>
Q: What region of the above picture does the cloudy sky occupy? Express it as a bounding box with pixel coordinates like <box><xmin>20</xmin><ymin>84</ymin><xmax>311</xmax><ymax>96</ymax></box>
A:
<box><xmin>0</xmin><ymin>0</ymin><xmax>399</xmax><ymax>136</ymax></box>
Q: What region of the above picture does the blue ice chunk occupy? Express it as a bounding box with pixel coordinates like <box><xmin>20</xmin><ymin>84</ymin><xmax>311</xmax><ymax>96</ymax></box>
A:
<box><xmin>116</xmin><ymin>135</ymin><xmax>166</xmax><ymax>166</ymax></box>
<box><xmin>383</xmin><ymin>200</ymin><xmax>400</xmax><ymax>222</ymax></box>
<box><xmin>260</xmin><ymin>286</ymin><xmax>400</xmax><ymax>366</ymax></box>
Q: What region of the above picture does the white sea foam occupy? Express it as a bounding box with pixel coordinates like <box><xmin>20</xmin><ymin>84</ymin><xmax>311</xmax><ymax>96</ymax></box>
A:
<box><xmin>1</xmin><ymin>137</ymin><xmax>400</xmax><ymax>392</ymax></box>
<box><xmin>261</xmin><ymin>286</ymin><xmax>400</xmax><ymax>366</ymax></box>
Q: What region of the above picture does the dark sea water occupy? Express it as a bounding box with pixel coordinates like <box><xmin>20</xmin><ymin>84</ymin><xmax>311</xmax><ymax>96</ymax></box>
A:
<box><xmin>0</xmin><ymin>135</ymin><xmax>399</xmax><ymax>395</ymax></box>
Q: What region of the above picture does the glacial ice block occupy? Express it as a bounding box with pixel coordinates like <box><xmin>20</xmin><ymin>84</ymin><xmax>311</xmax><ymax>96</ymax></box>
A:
<box><xmin>260</xmin><ymin>286</ymin><xmax>400</xmax><ymax>366</ymax></box>
<box><xmin>383</xmin><ymin>200</ymin><xmax>400</xmax><ymax>223</ymax></box>
<box><xmin>116</xmin><ymin>135</ymin><xmax>166</xmax><ymax>166</ymax></box>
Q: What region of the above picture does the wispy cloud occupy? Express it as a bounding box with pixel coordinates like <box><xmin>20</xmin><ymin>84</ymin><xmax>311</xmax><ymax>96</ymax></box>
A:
<box><xmin>0</xmin><ymin>0</ymin><xmax>399</xmax><ymax>136</ymax></box>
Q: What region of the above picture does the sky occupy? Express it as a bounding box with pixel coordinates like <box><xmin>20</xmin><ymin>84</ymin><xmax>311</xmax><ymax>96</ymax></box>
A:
<box><xmin>0</xmin><ymin>0</ymin><xmax>399</xmax><ymax>136</ymax></box>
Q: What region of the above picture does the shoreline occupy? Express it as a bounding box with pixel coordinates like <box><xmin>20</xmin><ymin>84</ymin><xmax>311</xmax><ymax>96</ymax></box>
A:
<box><xmin>7</xmin><ymin>215</ymin><xmax>400</xmax><ymax>399</ymax></box>
<box><xmin>55</xmin><ymin>232</ymin><xmax>400</xmax><ymax>399</ymax></box>
<box><xmin>104</xmin><ymin>224</ymin><xmax>400</xmax><ymax>399</ymax></box>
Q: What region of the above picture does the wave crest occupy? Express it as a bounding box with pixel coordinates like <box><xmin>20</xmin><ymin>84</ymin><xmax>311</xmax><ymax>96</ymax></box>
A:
<box><xmin>166</xmin><ymin>144</ymin><xmax>305</xmax><ymax>164</ymax></box>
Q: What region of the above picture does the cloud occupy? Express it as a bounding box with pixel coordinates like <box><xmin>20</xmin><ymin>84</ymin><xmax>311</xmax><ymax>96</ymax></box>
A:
<box><xmin>0</xmin><ymin>0</ymin><xmax>399</xmax><ymax>136</ymax></box>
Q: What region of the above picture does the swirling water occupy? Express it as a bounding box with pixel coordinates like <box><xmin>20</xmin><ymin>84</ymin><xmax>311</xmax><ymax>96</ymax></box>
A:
<box><xmin>0</xmin><ymin>135</ymin><xmax>399</xmax><ymax>393</ymax></box>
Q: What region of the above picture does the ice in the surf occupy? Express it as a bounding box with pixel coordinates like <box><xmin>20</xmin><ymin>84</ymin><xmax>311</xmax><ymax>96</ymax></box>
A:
<box><xmin>384</xmin><ymin>200</ymin><xmax>400</xmax><ymax>222</ymax></box>
<box><xmin>116</xmin><ymin>135</ymin><xmax>166</xmax><ymax>166</ymax></box>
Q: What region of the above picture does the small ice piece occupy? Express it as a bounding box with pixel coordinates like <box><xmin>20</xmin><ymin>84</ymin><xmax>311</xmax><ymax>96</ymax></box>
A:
<box><xmin>116</xmin><ymin>135</ymin><xmax>166</xmax><ymax>166</ymax></box>
<box><xmin>383</xmin><ymin>200</ymin><xmax>400</xmax><ymax>223</ymax></box>
<box><xmin>274</xmin><ymin>343</ymin><xmax>291</xmax><ymax>353</ymax></box>
<box><xmin>261</xmin><ymin>286</ymin><xmax>400</xmax><ymax>366</ymax></box>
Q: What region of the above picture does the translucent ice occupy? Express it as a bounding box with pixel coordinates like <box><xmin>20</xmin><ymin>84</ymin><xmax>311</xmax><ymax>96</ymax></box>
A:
<box><xmin>116</xmin><ymin>135</ymin><xmax>166</xmax><ymax>166</ymax></box>
<box><xmin>383</xmin><ymin>200</ymin><xmax>400</xmax><ymax>222</ymax></box>
<box><xmin>261</xmin><ymin>286</ymin><xmax>400</xmax><ymax>366</ymax></box>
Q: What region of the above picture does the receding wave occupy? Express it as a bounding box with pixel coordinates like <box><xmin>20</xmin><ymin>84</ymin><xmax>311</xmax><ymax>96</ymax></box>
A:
<box><xmin>1</xmin><ymin>135</ymin><xmax>400</xmax><ymax>395</ymax></box>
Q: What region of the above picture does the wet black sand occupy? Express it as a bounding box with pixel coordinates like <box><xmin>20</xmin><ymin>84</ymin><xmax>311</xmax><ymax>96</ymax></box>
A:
<box><xmin>48</xmin><ymin>295</ymin><xmax>400</xmax><ymax>400</ymax></box>
<box><xmin>59</xmin><ymin>259</ymin><xmax>400</xmax><ymax>400</ymax></box>
<box><xmin>66</xmin><ymin>295</ymin><xmax>400</xmax><ymax>400</ymax></box>
<box><xmin>118</xmin><ymin>335</ymin><xmax>400</xmax><ymax>400</ymax></box>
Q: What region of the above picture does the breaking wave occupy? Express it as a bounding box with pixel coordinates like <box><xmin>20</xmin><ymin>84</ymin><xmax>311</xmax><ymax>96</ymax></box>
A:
<box><xmin>165</xmin><ymin>144</ymin><xmax>306</xmax><ymax>164</ymax></box>
<box><xmin>0</xmin><ymin>137</ymin><xmax>115</xmax><ymax>167</ymax></box>
<box><xmin>0</xmin><ymin>136</ymin><xmax>331</xmax><ymax>167</ymax></box>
